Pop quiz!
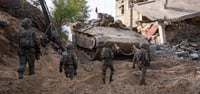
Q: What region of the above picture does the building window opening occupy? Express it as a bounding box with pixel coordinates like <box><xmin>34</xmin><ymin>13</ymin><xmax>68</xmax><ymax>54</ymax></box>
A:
<box><xmin>121</xmin><ymin>5</ymin><xmax>124</xmax><ymax>14</ymax></box>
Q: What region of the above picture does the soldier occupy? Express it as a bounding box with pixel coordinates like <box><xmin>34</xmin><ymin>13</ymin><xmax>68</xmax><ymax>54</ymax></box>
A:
<box><xmin>132</xmin><ymin>43</ymin><xmax>150</xmax><ymax>85</ymax></box>
<box><xmin>101</xmin><ymin>42</ymin><xmax>114</xmax><ymax>84</ymax></box>
<box><xmin>17</xmin><ymin>18</ymin><xmax>40</xmax><ymax>79</ymax></box>
<box><xmin>59</xmin><ymin>43</ymin><xmax>78</xmax><ymax>79</ymax></box>
<box><xmin>98</xmin><ymin>13</ymin><xmax>114</xmax><ymax>26</ymax></box>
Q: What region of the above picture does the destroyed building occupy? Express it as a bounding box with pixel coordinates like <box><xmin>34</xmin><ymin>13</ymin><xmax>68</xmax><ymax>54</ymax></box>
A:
<box><xmin>116</xmin><ymin>0</ymin><xmax>200</xmax><ymax>44</ymax></box>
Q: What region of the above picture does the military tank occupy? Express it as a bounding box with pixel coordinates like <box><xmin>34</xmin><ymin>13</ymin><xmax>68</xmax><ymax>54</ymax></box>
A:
<box><xmin>71</xmin><ymin>13</ymin><xmax>149</xmax><ymax>60</ymax></box>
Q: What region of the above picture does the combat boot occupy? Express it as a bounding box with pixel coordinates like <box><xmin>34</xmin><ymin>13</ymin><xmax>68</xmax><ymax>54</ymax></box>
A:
<box><xmin>65</xmin><ymin>72</ymin><xmax>70</xmax><ymax>78</ymax></box>
<box><xmin>29</xmin><ymin>72</ymin><xmax>35</xmax><ymax>75</ymax></box>
<box><xmin>109</xmin><ymin>75</ymin><xmax>113</xmax><ymax>83</ymax></box>
<box><xmin>139</xmin><ymin>78</ymin><xmax>147</xmax><ymax>85</ymax></box>
<box><xmin>109</xmin><ymin>72</ymin><xmax>114</xmax><ymax>83</ymax></box>
<box><xmin>18</xmin><ymin>72</ymin><xmax>23</xmax><ymax>79</ymax></box>
<box><xmin>29</xmin><ymin>68</ymin><xmax>35</xmax><ymax>75</ymax></box>
<box><xmin>102</xmin><ymin>75</ymin><xmax>106</xmax><ymax>84</ymax></box>
<box><xmin>139</xmin><ymin>81</ymin><xmax>147</xmax><ymax>85</ymax></box>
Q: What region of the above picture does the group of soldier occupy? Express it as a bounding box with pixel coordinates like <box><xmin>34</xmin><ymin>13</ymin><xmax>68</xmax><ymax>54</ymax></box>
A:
<box><xmin>17</xmin><ymin>18</ymin><xmax>151</xmax><ymax>85</ymax></box>
<box><xmin>99</xmin><ymin>42</ymin><xmax>150</xmax><ymax>85</ymax></box>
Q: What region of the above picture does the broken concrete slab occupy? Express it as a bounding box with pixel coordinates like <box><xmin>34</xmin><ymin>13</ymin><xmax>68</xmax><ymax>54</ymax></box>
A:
<box><xmin>134</xmin><ymin>0</ymin><xmax>200</xmax><ymax>22</ymax></box>
<box><xmin>175</xmin><ymin>51</ymin><xmax>189</xmax><ymax>58</ymax></box>
<box><xmin>190</xmin><ymin>53</ymin><xmax>199</xmax><ymax>60</ymax></box>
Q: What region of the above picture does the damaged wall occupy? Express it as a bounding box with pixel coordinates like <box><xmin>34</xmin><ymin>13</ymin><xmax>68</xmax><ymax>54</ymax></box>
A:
<box><xmin>166</xmin><ymin>21</ymin><xmax>200</xmax><ymax>44</ymax></box>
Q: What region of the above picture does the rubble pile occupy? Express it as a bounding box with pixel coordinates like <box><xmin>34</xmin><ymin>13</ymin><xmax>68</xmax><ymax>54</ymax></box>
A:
<box><xmin>175</xmin><ymin>40</ymin><xmax>200</xmax><ymax>60</ymax></box>
<box><xmin>152</xmin><ymin>19</ymin><xmax>200</xmax><ymax>60</ymax></box>
<box><xmin>166</xmin><ymin>21</ymin><xmax>200</xmax><ymax>43</ymax></box>
<box><xmin>151</xmin><ymin>40</ymin><xmax>200</xmax><ymax>60</ymax></box>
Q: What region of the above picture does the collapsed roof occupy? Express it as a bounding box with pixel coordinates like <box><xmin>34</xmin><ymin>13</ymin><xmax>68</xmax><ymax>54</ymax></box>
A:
<box><xmin>134</xmin><ymin>0</ymin><xmax>200</xmax><ymax>22</ymax></box>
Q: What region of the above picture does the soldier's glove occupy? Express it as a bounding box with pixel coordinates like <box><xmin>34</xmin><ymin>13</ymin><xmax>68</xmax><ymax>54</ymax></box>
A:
<box><xmin>35</xmin><ymin>52</ymin><xmax>42</xmax><ymax>60</ymax></box>
<box><xmin>35</xmin><ymin>55</ymin><xmax>40</xmax><ymax>60</ymax></box>
<box><xmin>59</xmin><ymin>68</ymin><xmax>63</xmax><ymax>73</ymax></box>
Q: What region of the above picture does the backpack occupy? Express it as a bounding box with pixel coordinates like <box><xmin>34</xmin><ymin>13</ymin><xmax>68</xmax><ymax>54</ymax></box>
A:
<box><xmin>102</xmin><ymin>47</ymin><xmax>114</xmax><ymax>59</ymax></box>
<box><xmin>19</xmin><ymin>29</ymin><xmax>35</xmax><ymax>47</ymax></box>
<box><xmin>62</xmin><ymin>51</ymin><xmax>73</xmax><ymax>66</ymax></box>
<box><xmin>137</xmin><ymin>50</ymin><xmax>150</xmax><ymax>66</ymax></box>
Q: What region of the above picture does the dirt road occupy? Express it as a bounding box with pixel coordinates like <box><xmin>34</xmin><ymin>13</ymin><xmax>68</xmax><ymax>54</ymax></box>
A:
<box><xmin>0</xmin><ymin>47</ymin><xmax>200</xmax><ymax>94</ymax></box>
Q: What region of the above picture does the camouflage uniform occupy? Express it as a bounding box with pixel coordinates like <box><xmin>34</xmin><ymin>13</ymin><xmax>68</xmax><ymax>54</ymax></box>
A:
<box><xmin>59</xmin><ymin>43</ymin><xmax>78</xmax><ymax>78</ymax></box>
<box><xmin>101</xmin><ymin>45</ymin><xmax>114</xmax><ymax>84</ymax></box>
<box><xmin>17</xmin><ymin>18</ymin><xmax>40</xmax><ymax>79</ymax></box>
<box><xmin>132</xmin><ymin>43</ymin><xmax>150</xmax><ymax>85</ymax></box>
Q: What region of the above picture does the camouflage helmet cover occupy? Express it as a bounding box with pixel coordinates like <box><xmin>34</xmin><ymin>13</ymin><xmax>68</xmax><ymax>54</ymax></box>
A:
<box><xmin>139</xmin><ymin>43</ymin><xmax>149</xmax><ymax>49</ymax></box>
<box><xmin>66</xmin><ymin>43</ymin><xmax>73</xmax><ymax>50</ymax></box>
<box><xmin>21</xmin><ymin>18</ymin><xmax>32</xmax><ymax>28</ymax></box>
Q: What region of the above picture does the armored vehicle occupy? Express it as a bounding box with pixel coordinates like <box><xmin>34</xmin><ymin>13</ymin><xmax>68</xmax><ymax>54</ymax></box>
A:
<box><xmin>71</xmin><ymin>13</ymin><xmax>148</xmax><ymax>60</ymax></box>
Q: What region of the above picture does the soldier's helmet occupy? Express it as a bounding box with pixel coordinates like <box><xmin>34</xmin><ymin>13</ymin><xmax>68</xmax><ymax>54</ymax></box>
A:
<box><xmin>97</xmin><ymin>13</ymin><xmax>103</xmax><ymax>19</ymax></box>
<box><xmin>21</xmin><ymin>18</ymin><xmax>32</xmax><ymax>28</ymax></box>
<box><xmin>115</xmin><ymin>20</ymin><xmax>123</xmax><ymax>24</ymax></box>
<box><xmin>66</xmin><ymin>43</ymin><xmax>74</xmax><ymax>50</ymax></box>
<box><xmin>139</xmin><ymin>43</ymin><xmax>149</xmax><ymax>50</ymax></box>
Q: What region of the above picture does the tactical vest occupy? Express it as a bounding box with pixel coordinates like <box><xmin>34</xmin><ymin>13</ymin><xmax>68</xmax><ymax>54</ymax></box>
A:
<box><xmin>102</xmin><ymin>47</ymin><xmax>114</xmax><ymax>59</ymax></box>
<box><xmin>19</xmin><ymin>29</ymin><xmax>35</xmax><ymax>48</ymax></box>
<box><xmin>62</xmin><ymin>51</ymin><xmax>73</xmax><ymax>66</ymax></box>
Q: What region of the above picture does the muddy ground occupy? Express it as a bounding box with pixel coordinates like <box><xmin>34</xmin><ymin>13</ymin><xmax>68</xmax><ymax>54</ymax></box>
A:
<box><xmin>0</xmin><ymin>46</ymin><xmax>200</xmax><ymax>94</ymax></box>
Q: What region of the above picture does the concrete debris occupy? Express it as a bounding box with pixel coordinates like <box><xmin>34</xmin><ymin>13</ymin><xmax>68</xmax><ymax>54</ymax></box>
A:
<box><xmin>190</xmin><ymin>53</ymin><xmax>199</xmax><ymax>60</ymax></box>
<box><xmin>175</xmin><ymin>51</ymin><xmax>189</xmax><ymax>58</ymax></box>
<box><xmin>151</xmin><ymin>40</ymin><xmax>200</xmax><ymax>60</ymax></box>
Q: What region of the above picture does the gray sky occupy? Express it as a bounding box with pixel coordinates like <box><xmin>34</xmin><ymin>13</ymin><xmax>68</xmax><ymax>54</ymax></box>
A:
<box><xmin>46</xmin><ymin>0</ymin><xmax>115</xmax><ymax>19</ymax></box>
<box><xmin>87</xmin><ymin>0</ymin><xmax>115</xmax><ymax>19</ymax></box>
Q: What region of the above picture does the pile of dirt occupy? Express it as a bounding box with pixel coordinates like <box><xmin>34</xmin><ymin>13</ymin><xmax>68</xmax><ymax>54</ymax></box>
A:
<box><xmin>0</xmin><ymin>11</ymin><xmax>21</xmax><ymax>60</ymax></box>
<box><xmin>0</xmin><ymin>0</ymin><xmax>45</xmax><ymax>32</ymax></box>
<box><xmin>1</xmin><ymin>47</ymin><xmax>200</xmax><ymax>94</ymax></box>
<box><xmin>150</xmin><ymin>41</ymin><xmax>200</xmax><ymax>60</ymax></box>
